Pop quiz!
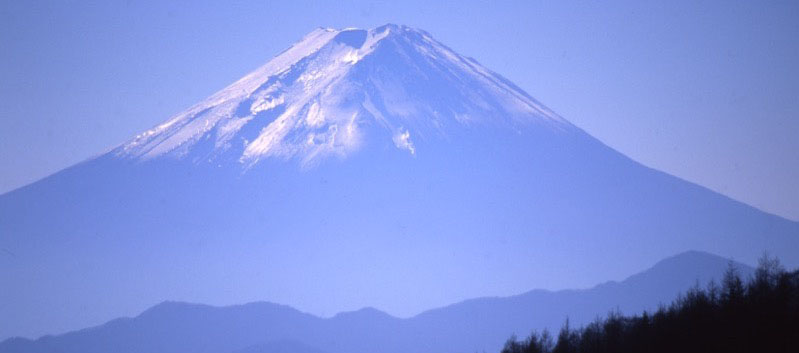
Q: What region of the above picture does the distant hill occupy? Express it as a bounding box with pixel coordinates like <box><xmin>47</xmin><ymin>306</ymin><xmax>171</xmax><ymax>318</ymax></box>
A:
<box><xmin>0</xmin><ymin>251</ymin><xmax>753</xmax><ymax>353</ymax></box>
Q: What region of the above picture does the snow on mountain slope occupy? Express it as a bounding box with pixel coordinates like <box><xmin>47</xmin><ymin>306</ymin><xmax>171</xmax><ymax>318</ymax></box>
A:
<box><xmin>117</xmin><ymin>24</ymin><xmax>566</xmax><ymax>167</ymax></box>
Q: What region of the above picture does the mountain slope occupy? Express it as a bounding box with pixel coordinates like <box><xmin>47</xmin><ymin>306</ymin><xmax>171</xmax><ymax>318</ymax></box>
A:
<box><xmin>115</xmin><ymin>25</ymin><xmax>566</xmax><ymax>165</ymax></box>
<box><xmin>0</xmin><ymin>24</ymin><xmax>797</xmax><ymax>340</ymax></box>
<box><xmin>0</xmin><ymin>251</ymin><xmax>755</xmax><ymax>353</ymax></box>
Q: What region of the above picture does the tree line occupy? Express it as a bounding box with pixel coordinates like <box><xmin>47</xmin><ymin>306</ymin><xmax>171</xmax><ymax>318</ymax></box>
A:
<box><xmin>500</xmin><ymin>255</ymin><xmax>799</xmax><ymax>353</ymax></box>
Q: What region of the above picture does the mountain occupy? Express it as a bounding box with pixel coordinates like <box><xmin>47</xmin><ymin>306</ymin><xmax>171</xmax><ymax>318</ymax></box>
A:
<box><xmin>1</xmin><ymin>24</ymin><xmax>797</xmax><ymax>340</ymax></box>
<box><xmin>116</xmin><ymin>25</ymin><xmax>565</xmax><ymax>165</ymax></box>
<box><xmin>0</xmin><ymin>251</ymin><xmax>755</xmax><ymax>353</ymax></box>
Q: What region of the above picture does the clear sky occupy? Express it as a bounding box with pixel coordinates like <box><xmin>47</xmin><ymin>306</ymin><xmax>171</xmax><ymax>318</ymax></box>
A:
<box><xmin>1</xmin><ymin>0</ymin><xmax>797</xmax><ymax>220</ymax></box>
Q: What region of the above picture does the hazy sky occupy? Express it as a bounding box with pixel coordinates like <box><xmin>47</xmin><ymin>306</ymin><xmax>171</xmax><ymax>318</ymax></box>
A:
<box><xmin>1</xmin><ymin>0</ymin><xmax>797</xmax><ymax>220</ymax></box>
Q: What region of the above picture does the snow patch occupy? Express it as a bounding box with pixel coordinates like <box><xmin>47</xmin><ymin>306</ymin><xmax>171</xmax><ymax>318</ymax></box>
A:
<box><xmin>251</xmin><ymin>95</ymin><xmax>284</xmax><ymax>114</ymax></box>
<box><xmin>305</xmin><ymin>102</ymin><xmax>324</xmax><ymax>127</ymax></box>
<box><xmin>393</xmin><ymin>129</ymin><xmax>415</xmax><ymax>155</ymax></box>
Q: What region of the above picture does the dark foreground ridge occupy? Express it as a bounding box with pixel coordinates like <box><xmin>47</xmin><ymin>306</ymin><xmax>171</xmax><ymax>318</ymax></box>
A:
<box><xmin>500</xmin><ymin>255</ymin><xmax>799</xmax><ymax>353</ymax></box>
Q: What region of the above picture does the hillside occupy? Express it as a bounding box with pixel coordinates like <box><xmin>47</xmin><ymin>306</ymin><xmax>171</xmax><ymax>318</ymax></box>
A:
<box><xmin>0</xmin><ymin>251</ymin><xmax>753</xmax><ymax>353</ymax></box>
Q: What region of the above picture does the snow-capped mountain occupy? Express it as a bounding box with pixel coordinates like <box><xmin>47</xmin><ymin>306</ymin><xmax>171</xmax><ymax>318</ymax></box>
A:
<box><xmin>117</xmin><ymin>24</ymin><xmax>565</xmax><ymax>166</ymax></box>
<box><xmin>1</xmin><ymin>24</ymin><xmax>797</xmax><ymax>341</ymax></box>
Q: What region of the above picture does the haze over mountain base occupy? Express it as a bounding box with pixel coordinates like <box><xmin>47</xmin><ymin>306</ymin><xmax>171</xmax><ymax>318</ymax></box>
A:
<box><xmin>0</xmin><ymin>251</ymin><xmax>756</xmax><ymax>353</ymax></box>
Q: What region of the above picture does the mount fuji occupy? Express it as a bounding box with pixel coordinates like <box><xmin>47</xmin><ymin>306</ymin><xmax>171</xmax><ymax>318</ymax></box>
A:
<box><xmin>1</xmin><ymin>24</ymin><xmax>797</xmax><ymax>340</ymax></box>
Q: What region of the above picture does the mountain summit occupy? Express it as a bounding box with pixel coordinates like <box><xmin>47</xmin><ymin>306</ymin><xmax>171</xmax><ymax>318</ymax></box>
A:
<box><xmin>117</xmin><ymin>24</ymin><xmax>566</xmax><ymax>166</ymax></box>
<box><xmin>1</xmin><ymin>25</ymin><xmax>797</xmax><ymax>340</ymax></box>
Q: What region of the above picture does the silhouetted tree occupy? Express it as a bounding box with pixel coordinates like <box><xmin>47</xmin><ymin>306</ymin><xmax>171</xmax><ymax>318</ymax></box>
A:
<box><xmin>501</xmin><ymin>331</ymin><xmax>553</xmax><ymax>353</ymax></box>
<box><xmin>721</xmin><ymin>262</ymin><xmax>745</xmax><ymax>305</ymax></box>
<box><xmin>552</xmin><ymin>319</ymin><xmax>578</xmax><ymax>353</ymax></box>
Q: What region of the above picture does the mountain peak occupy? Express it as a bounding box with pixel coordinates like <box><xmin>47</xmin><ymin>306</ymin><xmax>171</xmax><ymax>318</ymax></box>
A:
<box><xmin>331</xmin><ymin>307</ymin><xmax>394</xmax><ymax>321</ymax></box>
<box><xmin>618</xmin><ymin>251</ymin><xmax>755</xmax><ymax>291</ymax></box>
<box><xmin>649</xmin><ymin>250</ymin><xmax>743</xmax><ymax>273</ymax></box>
<box><xmin>137</xmin><ymin>301</ymin><xmax>212</xmax><ymax>318</ymax></box>
<box><xmin>115</xmin><ymin>24</ymin><xmax>568</xmax><ymax>168</ymax></box>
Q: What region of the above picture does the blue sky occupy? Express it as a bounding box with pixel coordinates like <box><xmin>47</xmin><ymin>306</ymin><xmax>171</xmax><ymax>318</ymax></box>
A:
<box><xmin>1</xmin><ymin>0</ymin><xmax>797</xmax><ymax>220</ymax></box>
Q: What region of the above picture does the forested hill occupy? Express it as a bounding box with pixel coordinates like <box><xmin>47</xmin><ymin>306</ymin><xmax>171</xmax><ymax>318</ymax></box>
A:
<box><xmin>500</xmin><ymin>256</ymin><xmax>799</xmax><ymax>353</ymax></box>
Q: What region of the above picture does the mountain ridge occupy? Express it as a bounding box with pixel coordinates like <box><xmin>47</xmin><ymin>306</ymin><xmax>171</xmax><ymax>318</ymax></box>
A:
<box><xmin>0</xmin><ymin>250</ymin><xmax>755</xmax><ymax>353</ymax></box>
